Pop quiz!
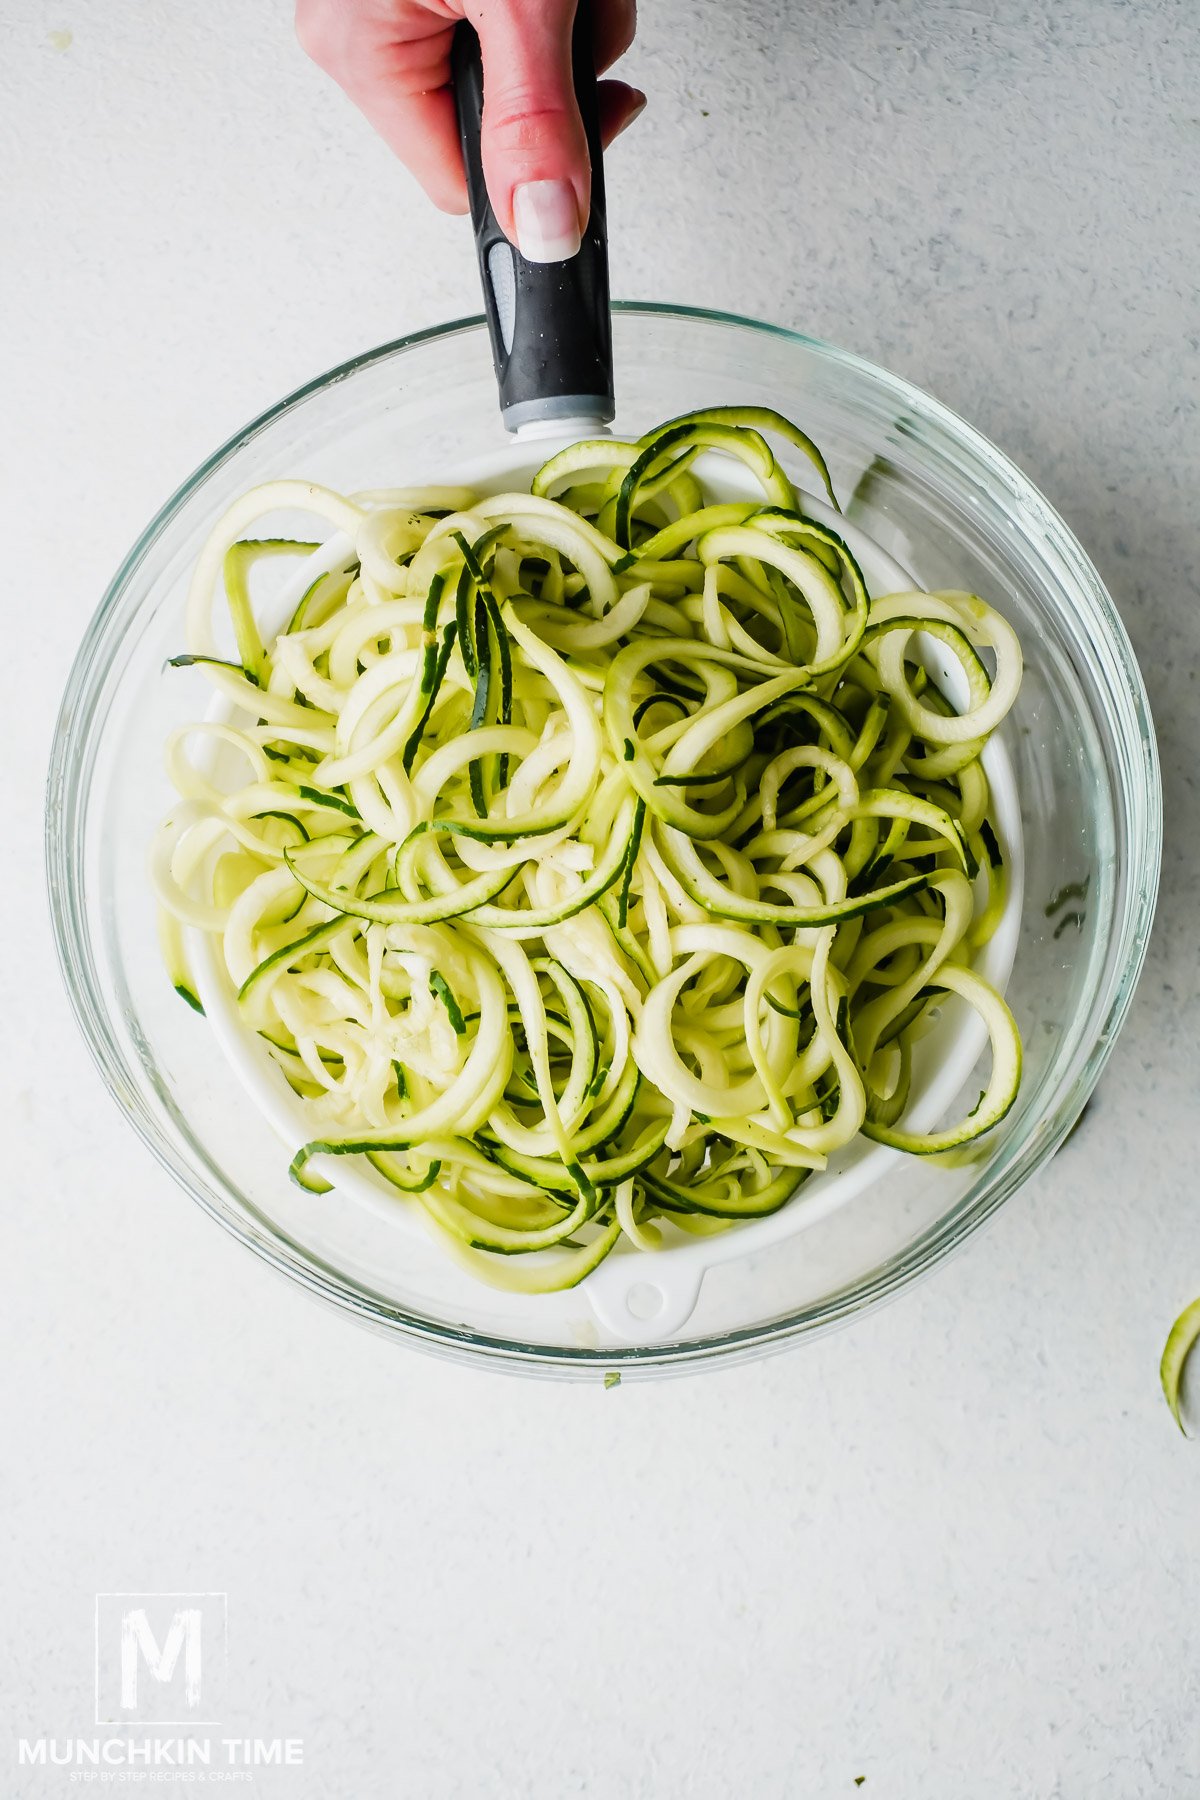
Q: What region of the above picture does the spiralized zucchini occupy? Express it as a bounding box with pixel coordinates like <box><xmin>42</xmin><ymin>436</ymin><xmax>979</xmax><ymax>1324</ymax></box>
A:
<box><xmin>154</xmin><ymin>407</ymin><xmax>1023</xmax><ymax>1293</ymax></box>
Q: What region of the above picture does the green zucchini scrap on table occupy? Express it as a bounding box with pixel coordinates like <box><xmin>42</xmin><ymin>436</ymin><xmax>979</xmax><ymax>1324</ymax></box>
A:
<box><xmin>154</xmin><ymin>407</ymin><xmax>1023</xmax><ymax>1293</ymax></box>
<box><xmin>1162</xmin><ymin>1296</ymin><xmax>1200</xmax><ymax>1434</ymax></box>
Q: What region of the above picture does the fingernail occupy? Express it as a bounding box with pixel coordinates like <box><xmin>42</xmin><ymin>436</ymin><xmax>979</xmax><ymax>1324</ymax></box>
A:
<box><xmin>513</xmin><ymin>179</ymin><xmax>582</xmax><ymax>264</ymax></box>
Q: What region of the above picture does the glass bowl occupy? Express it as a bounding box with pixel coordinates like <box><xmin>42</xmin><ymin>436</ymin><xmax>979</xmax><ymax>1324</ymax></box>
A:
<box><xmin>45</xmin><ymin>304</ymin><xmax>1160</xmax><ymax>1378</ymax></box>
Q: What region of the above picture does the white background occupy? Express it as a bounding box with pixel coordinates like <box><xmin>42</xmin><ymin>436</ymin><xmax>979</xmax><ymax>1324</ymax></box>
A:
<box><xmin>4</xmin><ymin>1</ymin><xmax>1199</xmax><ymax>1795</ymax></box>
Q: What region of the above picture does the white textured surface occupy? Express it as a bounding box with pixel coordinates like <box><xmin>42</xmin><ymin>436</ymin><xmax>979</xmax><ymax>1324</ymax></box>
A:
<box><xmin>4</xmin><ymin>1</ymin><xmax>1199</xmax><ymax>1795</ymax></box>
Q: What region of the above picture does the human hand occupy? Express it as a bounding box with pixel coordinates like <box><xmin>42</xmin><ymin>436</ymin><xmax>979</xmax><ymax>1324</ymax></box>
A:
<box><xmin>296</xmin><ymin>0</ymin><xmax>643</xmax><ymax>261</ymax></box>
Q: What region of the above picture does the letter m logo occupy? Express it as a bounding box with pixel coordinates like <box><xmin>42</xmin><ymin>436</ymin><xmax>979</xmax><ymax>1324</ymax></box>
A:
<box><xmin>95</xmin><ymin>1593</ymin><xmax>228</xmax><ymax>1725</ymax></box>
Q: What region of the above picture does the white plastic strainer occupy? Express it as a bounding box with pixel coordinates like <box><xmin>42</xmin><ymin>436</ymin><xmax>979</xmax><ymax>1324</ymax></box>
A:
<box><xmin>186</xmin><ymin>439</ymin><xmax>1023</xmax><ymax>1345</ymax></box>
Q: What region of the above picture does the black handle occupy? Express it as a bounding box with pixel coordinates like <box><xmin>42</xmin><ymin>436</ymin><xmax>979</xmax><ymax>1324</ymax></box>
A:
<box><xmin>451</xmin><ymin>8</ymin><xmax>614</xmax><ymax>431</ymax></box>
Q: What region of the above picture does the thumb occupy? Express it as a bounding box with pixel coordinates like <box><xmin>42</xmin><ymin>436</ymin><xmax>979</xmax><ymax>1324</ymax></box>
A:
<box><xmin>468</xmin><ymin>0</ymin><xmax>590</xmax><ymax>262</ymax></box>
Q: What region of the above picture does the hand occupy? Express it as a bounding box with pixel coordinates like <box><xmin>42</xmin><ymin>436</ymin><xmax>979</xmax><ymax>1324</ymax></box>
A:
<box><xmin>296</xmin><ymin>0</ymin><xmax>643</xmax><ymax>261</ymax></box>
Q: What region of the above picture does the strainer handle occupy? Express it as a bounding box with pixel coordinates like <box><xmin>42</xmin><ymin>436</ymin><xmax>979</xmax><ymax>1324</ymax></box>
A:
<box><xmin>451</xmin><ymin>7</ymin><xmax>614</xmax><ymax>432</ymax></box>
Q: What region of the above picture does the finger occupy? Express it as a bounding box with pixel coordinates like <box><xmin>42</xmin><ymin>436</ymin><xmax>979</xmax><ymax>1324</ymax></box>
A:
<box><xmin>597</xmin><ymin>79</ymin><xmax>645</xmax><ymax>149</ymax></box>
<box><xmin>352</xmin><ymin>75</ymin><xmax>470</xmax><ymax>212</ymax></box>
<box><xmin>297</xmin><ymin>5</ymin><xmax>469</xmax><ymax>213</ymax></box>
<box><xmin>467</xmin><ymin>0</ymin><xmax>590</xmax><ymax>258</ymax></box>
<box><xmin>591</xmin><ymin>0</ymin><xmax>637</xmax><ymax>74</ymax></box>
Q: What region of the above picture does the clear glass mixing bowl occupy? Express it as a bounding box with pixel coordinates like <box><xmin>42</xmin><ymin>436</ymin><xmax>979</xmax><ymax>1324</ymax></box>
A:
<box><xmin>45</xmin><ymin>305</ymin><xmax>1160</xmax><ymax>1377</ymax></box>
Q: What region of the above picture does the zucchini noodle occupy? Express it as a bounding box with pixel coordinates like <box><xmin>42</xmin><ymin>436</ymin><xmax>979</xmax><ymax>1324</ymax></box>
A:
<box><xmin>154</xmin><ymin>407</ymin><xmax>1023</xmax><ymax>1293</ymax></box>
